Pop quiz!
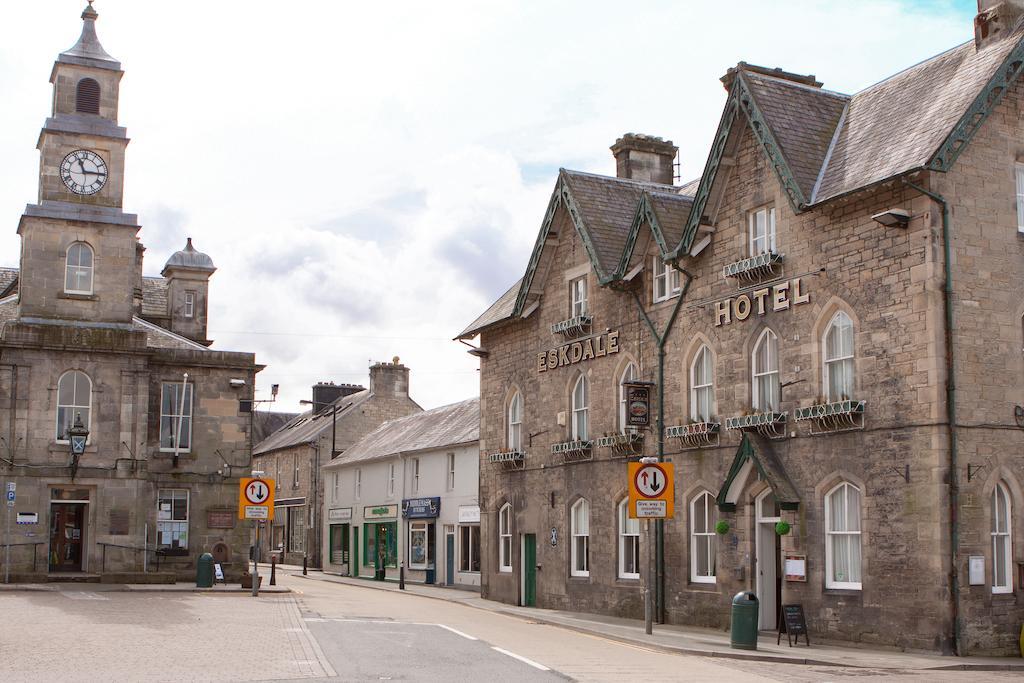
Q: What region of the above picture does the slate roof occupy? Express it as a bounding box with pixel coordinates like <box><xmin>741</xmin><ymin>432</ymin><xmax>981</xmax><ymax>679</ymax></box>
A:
<box><xmin>252</xmin><ymin>410</ymin><xmax>301</xmax><ymax>445</ymax></box>
<box><xmin>252</xmin><ymin>389</ymin><xmax>372</xmax><ymax>455</ymax></box>
<box><xmin>457</xmin><ymin>278</ymin><xmax>521</xmax><ymax>339</ymax></box>
<box><xmin>142</xmin><ymin>277</ymin><xmax>168</xmax><ymax>318</ymax></box>
<box><xmin>325</xmin><ymin>397</ymin><xmax>479</xmax><ymax>468</ymax></box>
<box><xmin>0</xmin><ymin>268</ymin><xmax>18</xmax><ymax>297</ymax></box>
<box><xmin>648</xmin><ymin>191</ymin><xmax>695</xmax><ymax>251</ymax></box>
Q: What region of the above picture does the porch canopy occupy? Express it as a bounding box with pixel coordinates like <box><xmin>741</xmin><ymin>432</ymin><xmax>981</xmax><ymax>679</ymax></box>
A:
<box><xmin>716</xmin><ymin>433</ymin><xmax>800</xmax><ymax>512</ymax></box>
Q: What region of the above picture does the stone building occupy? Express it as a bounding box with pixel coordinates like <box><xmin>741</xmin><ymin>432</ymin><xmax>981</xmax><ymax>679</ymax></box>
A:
<box><xmin>0</xmin><ymin>5</ymin><xmax>261</xmax><ymax>581</ymax></box>
<box><xmin>321</xmin><ymin>397</ymin><xmax>479</xmax><ymax>588</ymax></box>
<box><xmin>252</xmin><ymin>360</ymin><xmax>421</xmax><ymax>566</ymax></box>
<box><xmin>459</xmin><ymin>4</ymin><xmax>1024</xmax><ymax>656</ymax></box>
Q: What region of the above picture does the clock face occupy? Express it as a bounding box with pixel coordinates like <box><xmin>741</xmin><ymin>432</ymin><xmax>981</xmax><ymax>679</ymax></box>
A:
<box><xmin>60</xmin><ymin>149</ymin><xmax>108</xmax><ymax>195</ymax></box>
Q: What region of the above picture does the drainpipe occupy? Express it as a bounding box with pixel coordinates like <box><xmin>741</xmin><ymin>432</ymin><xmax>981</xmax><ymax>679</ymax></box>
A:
<box><xmin>628</xmin><ymin>268</ymin><xmax>693</xmax><ymax>623</ymax></box>
<box><xmin>902</xmin><ymin>178</ymin><xmax>961</xmax><ymax>656</ymax></box>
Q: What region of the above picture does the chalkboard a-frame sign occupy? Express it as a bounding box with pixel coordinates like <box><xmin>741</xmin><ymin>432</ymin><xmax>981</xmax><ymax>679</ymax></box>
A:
<box><xmin>777</xmin><ymin>604</ymin><xmax>810</xmax><ymax>647</ymax></box>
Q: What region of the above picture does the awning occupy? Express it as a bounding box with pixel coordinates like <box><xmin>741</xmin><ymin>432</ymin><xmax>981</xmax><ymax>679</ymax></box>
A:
<box><xmin>716</xmin><ymin>432</ymin><xmax>800</xmax><ymax>512</ymax></box>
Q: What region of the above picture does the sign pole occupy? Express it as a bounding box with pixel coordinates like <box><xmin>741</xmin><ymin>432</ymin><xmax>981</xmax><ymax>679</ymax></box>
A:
<box><xmin>5</xmin><ymin>499</ymin><xmax>11</xmax><ymax>584</ymax></box>
<box><xmin>644</xmin><ymin>518</ymin><xmax>652</xmax><ymax>635</ymax></box>
<box><xmin>252</xmin><ymin>521</ymin><xmax>260</xmax><ymax>597</ymax></box>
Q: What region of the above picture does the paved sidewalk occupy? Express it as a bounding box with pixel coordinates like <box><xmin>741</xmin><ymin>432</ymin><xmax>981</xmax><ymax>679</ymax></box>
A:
<box><xmin>289</xmin><ymin>569</ymin><xmax>1023</xmax><ymax>672</ymax></box>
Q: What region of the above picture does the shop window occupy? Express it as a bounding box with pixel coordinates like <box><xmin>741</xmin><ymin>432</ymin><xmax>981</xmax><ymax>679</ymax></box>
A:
<box><xmin>159</xmin><ymin>381</ymin><xmax>193</xmax><ymax>452</ymax></box>
<box><xmin>287</xmin><ymin>507</ymin><xmax>305</xmax><ymax>553</ymax></box>
<box><xmin>572</xmin><ymin>374</ymin><xmax>589</xmax><ymax>441</ymax></box>
<box><xmin>459</xmin><ymin>524</ymin><xmax>481</xmax><ymax>572</ymax></box>
<box><xmin>363</xmin><ymin>522</ymin><xmax>397</xmax><ymax>568</ymax></box>
<box><xmin>184</xmin><ymin>291</ymin><xmax>196</xmax><ymax>318</ymax></box>
<box><xmin>56</xmin><ymin>370</ymin><xmax>91</xmax><ymax>442</ymax></box>
<box><xmin>618</xmin><ymin>499</ymin><xmax>640</xmax><ymax>579</ymax></box>
<box><xmin>1016</xmin><ymin>163</ymin><xmax>1024</xmax><ymax>234</ymax></box>
<box><xmin>498</xmin><ymin>503</ymin><xmax>512</xmax><ymax>572</ymax></box>
<box><xmin>824</xmin><ymin>311</ymin><xmax>855</xmax><ymax>401</ymax></box>
<box><xmin>749</xmin><ymin>205</ymin><xmax>777</xmax><ymax>255</ymax></box>
<box><xmin>992</xmin><ymin>482</ymin><xmax>1013</xmax><ymax>594</ymax></box>
<box><xmin>507</xmin><ymin>391</ymin><xmax>522</xmax><ymax>451</ymax></box>
<box><xmin>157</xmin><ymin>489</ymin><xmax>188</xmax><ymax>551</ymax></box>
<box><xmin>825</xmin><ymin>482</ymin><xmax>862</xmax><ymax>590</ymax></box>
<box><xmin>65</xmin><ymin>242</ymin><xmax>94</xmax><ymax>294</ymax></box>
<box><xmin>409</xmin><ymin>521</ymin><xmax>428</xmax><ymax>570</ymax></box>
<box><xmin>690</xmin><ymin>345</ymin><xmax>715</xmax><ymax>422</ymax></box>
<box><xmin>618</xmin><ymin>362</ymin><xmax>637</xmax><ymax>433</ymax></box>
<box><xmin>75</xmin><ymin>78</ymin><xmax>100</xmax><ymax>114</ymax></box>
<box><xmin>447</xmin><ymin>452</ymin><xmax>456</xmax><ymax>490</ymax></box>
<box><xmin>571</xmin><ymin>498</ymin><xmax>589</xmax><ymax>577</ymax></box>
<box><xmin>752</xmin><ymin>329</ymin><xmax>780</xmax><ymax>412</ymax></box>
<box><xmin>652</xmin><ymin>256</ymin><xmax>681</xmax><ymax>303</ymax></box>
<box><xmin>570</xmin><ymin>276</ymin><xmax>588</xmax><ymax>317</ymax></box>
<box><xmin>690</xmin><ymin>492</ymin><xmax>716</xmax><ymax>583</ymax></box>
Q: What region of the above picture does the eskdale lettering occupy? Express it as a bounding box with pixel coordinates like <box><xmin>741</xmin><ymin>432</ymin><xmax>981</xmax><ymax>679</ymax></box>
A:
<box><xmin>538</xmin><ymin>330</ymin><xmax>619</xmax><ymax>372</ymax></box>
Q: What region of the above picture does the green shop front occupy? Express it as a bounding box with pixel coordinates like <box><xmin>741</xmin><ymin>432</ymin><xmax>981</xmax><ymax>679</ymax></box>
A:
<box><xmin>362</xmin><ymin>504</ymin><xmax>398</xmax><ymax>580</ymax></box>
<box><xmin>402</xmin><ymin>497</ymin><xmax>440</xmax><ymax>584</ymax></box>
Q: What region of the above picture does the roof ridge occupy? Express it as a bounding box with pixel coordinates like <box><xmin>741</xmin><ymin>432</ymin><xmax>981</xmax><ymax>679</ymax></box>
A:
<box><xmin>562</xmin><ymin>167</ymin><xmax>679</xmax><ymax>190</ymax></box>
<box><xmin>810</xmin><ymin>101</ymin><xmax>849</xmax><ymax>204</ymax></box>
<box><xmin>744</xmin><ymin>69</ymin><xmax>850</xmax><ymax>100</ymax></box>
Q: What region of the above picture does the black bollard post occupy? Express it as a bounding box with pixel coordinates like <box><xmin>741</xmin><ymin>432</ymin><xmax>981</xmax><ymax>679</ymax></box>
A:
<box><xmin>303</xmin><ymin>554</ymin><xmax>308</xmax><ymax>576</ymax></box>
<box><xmin>399</xmin><ymin>564</ymin><xmax>405</xmax><ymax>590</ymax></box>
<box><xmin>270</xmin><ymin>556</ymin><xmax>277</xmax><ymax>586</ymax></box>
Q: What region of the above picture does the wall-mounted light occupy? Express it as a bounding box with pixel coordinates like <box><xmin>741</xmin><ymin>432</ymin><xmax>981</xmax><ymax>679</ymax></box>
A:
<box><xmin>230</xmin><ymin>378</ymin><xmax>246</xmax><ymax>388</ymax></box>
<box><xmin>871</xmin><ymin>208</ymin><xmax>911</xmax><ymax>228</ymax></box>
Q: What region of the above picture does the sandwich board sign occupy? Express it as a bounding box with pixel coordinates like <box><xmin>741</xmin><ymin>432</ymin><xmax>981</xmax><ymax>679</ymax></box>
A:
<box><xmin>238</xmin><ymin>477</ymin><xmax>275</xmax><ymax>520</ymax></box>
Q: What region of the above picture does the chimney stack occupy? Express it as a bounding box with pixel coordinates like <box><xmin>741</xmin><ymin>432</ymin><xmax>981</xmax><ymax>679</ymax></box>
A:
<box><xmin>312</xmin><ymin>381</ymin><xmax>364</xmax><ymax>410</ymax></box>
<box><xmin>368</xmin><ymin>357</ymin><xmax>410</xmax><ymax>398</ymax></box>
<box><xmin>975</xmin><ymin>1</ymin><xmax>1024</xmax><ymax>50</ymax></box>
<box><xmin>610</xmin><ymin>134</ymin><xmax>677</xmax><ymax>185</ymax></box>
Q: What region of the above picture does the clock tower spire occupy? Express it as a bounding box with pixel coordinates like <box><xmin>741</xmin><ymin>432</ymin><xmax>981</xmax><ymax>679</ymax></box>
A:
<box><xmin>16</xmin><ymin>2</ymin><xmax>142</xmax><ymax>327</ymax></box>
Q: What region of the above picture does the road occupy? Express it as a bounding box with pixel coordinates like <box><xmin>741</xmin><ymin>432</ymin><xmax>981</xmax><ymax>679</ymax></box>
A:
<box><xmin>0</xmin><ymin>572</ymin><xmax>1019</xmax><ymax>681</ymax></box>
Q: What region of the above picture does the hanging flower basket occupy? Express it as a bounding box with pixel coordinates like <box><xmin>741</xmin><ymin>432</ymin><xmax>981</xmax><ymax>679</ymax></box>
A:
<box><xmin>775</xmin><ymin>521</ymin><xmax>791</xmax><ymax>536</ymax></box>
<box><xmin>715</xmin><ymin>520</ymin><xmax>730</xmax><ymax>535</ymax></box>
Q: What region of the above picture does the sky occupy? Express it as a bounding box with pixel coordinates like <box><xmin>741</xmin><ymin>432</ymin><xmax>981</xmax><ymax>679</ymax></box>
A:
<box><xmin>0</xmin><ymin>1</ymin><xmax>975</xmax><ymax>413</ymax></box>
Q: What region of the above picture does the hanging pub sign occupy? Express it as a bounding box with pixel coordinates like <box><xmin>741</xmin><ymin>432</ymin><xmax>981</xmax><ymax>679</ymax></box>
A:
<box><xmin>714</xmin><ymin>277</ymin><xmax>810</xmax><ymax>326</ymax></box>
<box><xmin>402</xmin><ymin>497</ymin><xmax>441</xmax><ymax>519</ymax></box>
<box><xmin>623</xmin><ymin>381</ymin><xmax>653</xmax><ymax>427</ymax></box>
<box><xmin>537</xmin><ymin>330</ymin><xmax>619</xmax><ymax>373</ymax></box>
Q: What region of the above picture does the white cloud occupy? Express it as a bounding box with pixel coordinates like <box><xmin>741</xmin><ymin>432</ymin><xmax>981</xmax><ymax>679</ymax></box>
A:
<box><xmin>0</xmin><ymin>0</ymin><xmax>973</xmax><ymax>411</ymax></box>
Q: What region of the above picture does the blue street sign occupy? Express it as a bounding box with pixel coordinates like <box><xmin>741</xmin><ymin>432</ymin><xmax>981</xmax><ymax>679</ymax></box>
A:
<box><xmin>5</xmin><ymin>490</ymin><xmax>13</xmax><ymax>502</ymax></box>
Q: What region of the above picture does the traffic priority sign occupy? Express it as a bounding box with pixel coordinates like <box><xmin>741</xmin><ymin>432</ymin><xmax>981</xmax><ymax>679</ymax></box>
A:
<box><xmin>239</xmin><ymin>477</ymin><xmax>275</xmax><ymax>520</ymax></box>
<box><xmin>628</xmin><ymin>461</ymin><xmax>674</xmax><ymax>519</ymax></box>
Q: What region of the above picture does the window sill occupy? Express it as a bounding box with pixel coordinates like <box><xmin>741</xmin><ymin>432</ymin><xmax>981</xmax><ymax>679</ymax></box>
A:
<box><xmin>569</xmin><ymin>573</ymin><xmax>590</xmax><ymax>580</ymax></box>
<box><xmin>158</xmin><ymin>449</ymin><xmax>193</xmax><ymax>455</ymax></box>
<box><xmin>498</xmin><ymin>567</ymin><xmax>513</xmax><ymax>573</ymax></box>
<box><xmin>616</xmin><ymin>575</ymin><xmax>641</xmax><ymax>583</ymax></box>
<box><xmin>823</xmin><ymin>587</ymin><xmax>862</xmax><ymax>597</ymax></box>
<box><xmin>58</xmin><ymin>291</ymin><xmax>97</xmax><ymax>301</ymax></box>
<box><xmin>651</xmin><ymin>292</ymin><xmax>682</xmax><ymax>307</ymax></box>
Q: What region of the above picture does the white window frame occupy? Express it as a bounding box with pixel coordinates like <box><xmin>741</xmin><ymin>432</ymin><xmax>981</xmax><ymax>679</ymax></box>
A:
<box><xmin>618</xmin><ymin>362</ymin><xmax>638</xmax><ymax>434</ymax></box>
<box><xmin>690</xmin><ymin>345</ymin><xmax>715</xmax><ymax>422</ymax></box>
<box><xmin>64</xmin><ymin>242</ymin><xmax>94</xmax><ymax>294</ymax></box>
<box><xmin>825</xmin><ymin>482</ymin><xmax>863</xmax><ymax>590</ymax></box>
<box><xmin>412</xmin><ymin>458</ymin><xmax>420</xmax><ymax>494</ymax></box>
<box><xmin>690</xmin><ymin>492</ymin><xmax>716</xmax><ymax>583</ymax></box>
<box><xmin>408</xmin><ymin>520</ymin><xmax>428</xmax><ymax>570</ymax></box>
<box><xmin>460</xmin><ymin>524</ymin><xmax>481</xmax><ymax>573</ymax></box>
<box><xmin>387</xmin><ymin>463</ymin><xmax>395</xmax><ymax>497</ymax></box>
<box><xmin>156</xmin><ymin>488</ymin><xmax>189</xmax><ymax>551</ymax></box>
<box><xmin>752</xmin><ymin>328</ymin><xmax>780</xmax><ymax>412</ymax></box>
<box><xmin>749</xmin><ymin>206</ymin><xmax>777</xmax><ymax>255</ymax></box>
<box><xmin>570</xmin><ymin>276</ymin><xmax>588</xmax><ymax>317</ymax></box>
<box><xmin>507</xmin><ymin>391</ymin><xmax>522</xmax><ymax>451</ymax></box>
<box><xmin>355</xmin><ymin>468</ymin><xmax>361</xmax><ymax>500</ymax></box>
<box><xmin>292</xmin><ymin>453</ymin><xmax>299</xmax><ymax>488</ymax></box>
<box><xmin>1016</xmin><ymin>163</ymin><xmax>1024</xmax><ymax>234</ymax></box>
<box><xmin>498</xmin><ymin>503</ymin><xmax>512</xmax><ymax>572</ymax></box>
<box><xmin>56</xmin><ymin>370</ymin><xmax>91</xmax><ymax>443</ymax></box>
<box><xmin>618</xmin><ymin>499</ymin><xmax>640</xmax><ymax>579</ymax></box>
<box><xmin>159</xmin><ymin>381</ymin><xmax>193</xmax><ymax>453</ymax></box>
<box><xmin>332</xmin><ymin>472</ymin><xmax>339</xmax><ymax>503</ymax></box>
<box><xmin>446</xmin><ymin>452</ymin><xmax>455</xmax><ymax>490</ymax></box>
<box><xmin>824</xmin><ymin>311</ymin><xmax>855</xmax><ymax>402</ymax></box>
<box><xmin>992</xmin><ymin>481</ymin><xmax>1013</xmax><ymax>594</ymax></box>
<box><xmin>184</xmin><ymin>291</ymin><xmax>196</xmax><ymax>319</ymax></box>
<box><xmin>571</xmin><ymin>498</ymin><xmax>590</xmax><ymax>577</ymax></box>
<box><xmin>652</xmin><ymin>256</ymin><xmax>681</xmax><ymax>303</ymax></box>
<box><xmin>572</xmin><ymin>374</ymin><xmax>589</xmax><ymax>441</ymax></box>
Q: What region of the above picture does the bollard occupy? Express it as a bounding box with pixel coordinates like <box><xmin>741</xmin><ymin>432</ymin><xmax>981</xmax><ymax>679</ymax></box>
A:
<box><xmin>303</xmin><ymin>554</ymin><xmax>308</xmax><ymax>576</ymax></box>
<box><xmin>270</xmin><ymin>556</ymin><xmax>277</xmax><ymax>586</ymax></box>
<box><xmin>644</xmin><ymin>587</ymin><xmax>652</xmax><ymax>635</ymax></box>
<box><xmin>399</xmin><ymin>564</ymin><xmax>405</xmax><ymax>590</ymax></box>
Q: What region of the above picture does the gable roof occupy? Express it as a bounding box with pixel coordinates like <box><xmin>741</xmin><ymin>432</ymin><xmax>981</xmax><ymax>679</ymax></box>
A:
<box><xmin>457</xmin><ymin>278</ymin><xmax>521</xmax><ymax>339</ymax></box>
<box><xmin>252</xmin><ymin>389</ymin><xmax>372</xmax><ymax>456</ymax></box>
<box><xmin>324</xmin><ymin>397</ymin><xmax>479</xmax><ymax>468</ymax></box>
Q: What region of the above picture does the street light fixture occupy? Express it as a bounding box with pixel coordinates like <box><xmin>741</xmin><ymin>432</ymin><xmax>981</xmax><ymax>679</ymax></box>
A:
<box><xmin>68</xmin><ymin>412</ymin><xmax>89</xmax><ymax>480</ymax></box>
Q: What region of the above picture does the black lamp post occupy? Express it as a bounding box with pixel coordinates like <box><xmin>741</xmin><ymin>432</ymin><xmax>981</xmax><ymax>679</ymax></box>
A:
<box><xmin>68</xmin><ymin>412</ymin><xmax>89</xmax><ymax>480</ymax></box>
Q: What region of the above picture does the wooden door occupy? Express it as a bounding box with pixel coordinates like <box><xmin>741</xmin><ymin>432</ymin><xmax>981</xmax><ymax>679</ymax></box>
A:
<box><xmin>523</xmin><ymin>534</ymin><xmax>537</xmax><ymax>607</ymax></box>
<box><xmin>49</xmin><ymin>503</ymin><xmax>86</xmax><ymax>572</ymax></box>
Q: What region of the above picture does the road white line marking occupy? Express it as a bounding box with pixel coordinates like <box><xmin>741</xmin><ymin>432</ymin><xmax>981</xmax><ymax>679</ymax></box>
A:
<box><xmin>491</xmin><ymin>646</ymin><xmax>550</xmax><ymax>671</ymax></box>
<box><xmin>437</xmin><ymin>624</ymin><xmax>477</xmax><ymax>640</ymax></box>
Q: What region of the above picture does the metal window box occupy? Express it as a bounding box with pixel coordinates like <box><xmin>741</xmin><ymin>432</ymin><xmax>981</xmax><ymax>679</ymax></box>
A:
<box><xmin>664</xmin><ymin>421</ymin><xmax>721</xmax><ymax>450</ymax></box>
<box><xmin>551</xmin><ymin>440</ymin><xmax>593</xmax><ymax>463</ymax></box>
<box><xmin>487</xmin><ymin>450</ymin><xmax>526</xmax><ymax>471</ymax></box>
<box><xmin>794</xmin><ymin>400</ymin><xmax>866</xmax><ymax>434</ymax></box>
<box><xmin>550</xmin><ymin>315</ymin><xmax>593</xmax><ymax>338</ymax></box>
<box><xmin>594</xmin><ymin>431</ymin><xmax>644</xmax><ymax>457</ymax></box>
<box><xmin>722</xmin><ymin>251</ymin><xmax>784</xmax><ymax>282</ymax></box>
<box><xmin>725</xmin><ymin>412</ymin><xmax>788</xmax><ymax>439</ymax></box>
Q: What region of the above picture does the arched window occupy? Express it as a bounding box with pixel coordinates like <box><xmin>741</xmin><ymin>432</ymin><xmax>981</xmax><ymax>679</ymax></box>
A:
<box><xmin>571</xmin><ymin>498</ymin><xmax>589</xmax><ymax>577</ymax></box>
<box><xmin>825</xmin><ymin>482</ymin><xmax>862</xmax><ymax>590</ymax></box>
<box><xmin>690</xmin><ymin>345</ymin><xmax>715</xmax><ymax>422</ymax></box>
<box><xmin>498</xmin><ymin>503</ymin><xmax>512</xmax><ymax>572</ymax></box>
<box><xmin>992</xmin><ymin>482</ymin><xmax>1013</xmax><ymax>594</ymax></box>
<box><xmin>65</xmin><ymin>242</ymin><xmax>94</xmax><ymax>294</ymax></box>
<box><xmin>690</xmin><ymin>492</ymin><xmax>716</xmax><ymax>583</ymax></box>
<box><xmin>572</xmin><ymin>374</ymin><xmax>589</xmax><ymax>441</ymax></box>
<box><xmin>507</xmin><ymin>391</ymin><xmax>522</xmax><ymax>451</ymax></box>
<box><xmin>618</xmin><ymin>499</ymin><xmax>640</xmax><ymax>579</ymax></box>
<box><xmin>752</xmin><ymin>329</ymin><xmax>779</xmax><ymax>412</ymax></box>
<box><xmin>56</xmin><ymin>370</ymin><xmax>91</xmax><ymax>441</ymax></box>
<box><xmin>824</xmin><ymin>311</ymin><xmax>855</xmax><ymax>402</ymax></box>
<box><xmin>75</xmin><ymin>78</ymin><xmax>100</xmax><ymax>114</ymax></box>
<box><xmin>618</xmin><ymin>362</ymin><xmax>637</xmax><ymax>433</ymax></box>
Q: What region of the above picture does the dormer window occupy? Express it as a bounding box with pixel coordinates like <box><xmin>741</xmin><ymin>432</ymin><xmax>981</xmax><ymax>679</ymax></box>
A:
<box><xmin>184</xmin><ymin>291</ymin><xmax>196</xmax><ymax>319</ymax></box>
<box><xmin>65</xmin><ymin>242</ymin><xmax>94</xmax><ymax>294</ymax></box>
<box><xmin>652</xmin><ymin>257</ymin><xmax>681</xmax><ymax>303</ymax></box>
<box><xmin>570</xmin><ymin>276</ymin><xmax>588</xmax><ymax>317</ymax></box>
<box><xmin>749</xmin><ymin>206</ymin><xmax>777</xmax><ymax>255</ymax></box>
<box><xmin>75</xmin><ymin>78</ymin><xmax>100</xmax><ymax>115</ymax></box>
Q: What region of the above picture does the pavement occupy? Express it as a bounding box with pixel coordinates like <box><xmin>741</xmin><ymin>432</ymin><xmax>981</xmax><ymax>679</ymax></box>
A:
<box><xmin>286</xmin><ymin>567</ymin><xmax>1024</xmax><ymax>672</ymax></box>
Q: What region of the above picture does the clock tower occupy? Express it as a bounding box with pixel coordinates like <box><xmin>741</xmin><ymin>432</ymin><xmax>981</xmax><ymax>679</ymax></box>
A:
<box><xmin>17</xmin><ymin>2</ymin><xmax>142</xmax><ymax>326</ymax></box>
